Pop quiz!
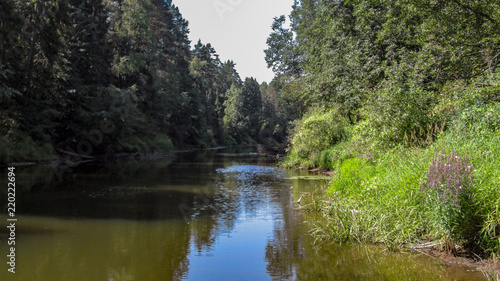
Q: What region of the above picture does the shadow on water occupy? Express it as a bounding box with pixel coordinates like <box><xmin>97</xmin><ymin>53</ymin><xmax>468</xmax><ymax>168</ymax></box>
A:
<box><xmin>0</xmin><ymin>147</ymin><xmax>488</xmax><ymax>280</ymax></box>
<box><xmin>1</xmin><ymin>147</ymin><xmax>257</xmax><ymax>221</ymax></box>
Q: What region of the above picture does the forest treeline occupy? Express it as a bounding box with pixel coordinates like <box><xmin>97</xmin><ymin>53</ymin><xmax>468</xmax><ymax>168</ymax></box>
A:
<box><xmin>0</xmin><ymin>0</ymin><xmax>291</xmax><ymax>164</ymax></box>
<box><xmin>267</xmin><ymin>0</ymin><xmax>500</xmax><ymax>256</ymax></box>
<box><xmin>266</xmin><ymin>0</ymin><xmax>500</xmax><ymax>154</ymax></box>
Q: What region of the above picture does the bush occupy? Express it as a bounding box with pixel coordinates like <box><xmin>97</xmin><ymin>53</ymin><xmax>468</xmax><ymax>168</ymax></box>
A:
<box><xmin>433</xmin><ymin>71</ymin><xmax>500</xmax><ymax>126</ymax></box>
<box><xmin>317</xmin><ymin>141</ymin><xmax>353</xmax><ymax>170</ymax></box>
<box><xmin>289</xmin><ymin>107</ymin><xmax>350</xmax><ymax>159</ymax></box>
<box><xmin>119</xmin><ymin>136</ymin><xmax>148</xmax><ymax>154</ymax></box>
<box><xmin>0</xmin><ymin>129</ymin><xmax>55</xmax><ymax>164</ymax></box>
<box><xmin>355</xmin><ymin>81</ymin><xmax>433</xmax><ymax>149</ymax></box>
<box><xmin>455</xmin><ymin>103</ymin><xmax>500</xmax><ymax>135</ymax></box>
<box><xmin>152</xmin><ymin>134</ymin><xmax>174</xmax><ymax>151</ymax></box>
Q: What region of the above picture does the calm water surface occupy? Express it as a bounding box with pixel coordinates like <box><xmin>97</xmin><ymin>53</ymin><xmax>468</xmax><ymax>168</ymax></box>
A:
<box><xmin>0</xmin><ymin>148</ymin><xmax>487</xmax><ymax>280</ymax></box>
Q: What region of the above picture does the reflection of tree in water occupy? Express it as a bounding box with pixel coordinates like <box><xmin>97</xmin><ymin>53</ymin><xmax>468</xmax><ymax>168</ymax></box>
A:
<box><xmin>4</xmin><ymin>217</ymin><xmax>193</xmax><ymax>281</ymax></box>
<box><xmin>264</xmin><ymin>179</ymin><xmax>306</xmax><ymax>280</ymax></box>
<box><xmin>187</xmin><ymin>173</ymin><xmax>241</xmax><ymax>252</ymax></box>
<box><xmin>187</xmin><ymin>186</ymin><xmax>237</xmax><ymax>253</ymax></box>
<box><xmin>189</xmin><ymin>164</ymin><xmax>312</xmax><ymax>279</ymax></box>
<box><xmin>188</xmin><ymin>165</ymin><xmax>283</xmax><ymax>253</ymax></box>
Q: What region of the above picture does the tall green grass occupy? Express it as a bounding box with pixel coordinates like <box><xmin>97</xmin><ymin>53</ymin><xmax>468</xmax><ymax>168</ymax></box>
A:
<box><xmin>285</xmin><ymin>74</ymin><xmax>500</xmax><ymax>255</ymax></box>
<box><xmin>311</xmin><ymin>117</ymin><xmax>500</xmax><ymax>254</ymax></box>
<box><xmin>313</xmin><ymin>148</ymin><xmax>435</xmax><ymax>248</ymax></box>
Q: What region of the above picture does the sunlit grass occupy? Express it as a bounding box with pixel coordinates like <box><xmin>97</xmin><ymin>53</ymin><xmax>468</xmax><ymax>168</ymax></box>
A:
<box><xmin>310</xmin><ymin>127</ymin><xmax>500</xmax><ymax>254</ymax></box>
<box><xmin>297</xmin><ymin>120</ymin><xmax>500</xmax><ymax>256</ymax></box>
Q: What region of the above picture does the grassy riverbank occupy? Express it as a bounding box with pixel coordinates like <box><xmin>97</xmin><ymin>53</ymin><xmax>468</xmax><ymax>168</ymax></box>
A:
<box><xmin>282</xmin><ymin>75</ymin><xmax>500</xmax><ymax>257</ymax></box>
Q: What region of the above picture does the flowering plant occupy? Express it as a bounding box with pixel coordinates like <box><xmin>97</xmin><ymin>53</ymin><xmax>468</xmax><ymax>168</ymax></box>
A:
<box><xmin>420</xmin><ymin>149</ymin><xmax>476</xmax><ymax>240</ymax></box>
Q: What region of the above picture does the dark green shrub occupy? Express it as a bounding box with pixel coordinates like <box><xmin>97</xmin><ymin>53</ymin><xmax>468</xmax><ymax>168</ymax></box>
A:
<box><xmin>152</xmin><ymin>134</ymin><xmax>174</xmax><ymax>151</ymax></box>
<box><xmin>0</xmin><ymin>129</ymin><xmax>55</xmax><ymax>164</ymax></box>
<box><xmin>456</xmin><ymin>103</ymin><xmax>500</xmax><ymax>135</ymax></box>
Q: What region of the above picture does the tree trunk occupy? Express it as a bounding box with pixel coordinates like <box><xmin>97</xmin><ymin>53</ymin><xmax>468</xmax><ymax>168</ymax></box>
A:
<box><xmin>24</xmin><ymin>0</ymin><xmax>44</xmax><ymax>97</ymax></box>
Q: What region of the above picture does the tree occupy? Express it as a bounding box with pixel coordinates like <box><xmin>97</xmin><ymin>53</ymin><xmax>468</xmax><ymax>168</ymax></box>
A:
<box><xmin>265</xmin><ymin>15</ymin><xmax>302</xmax><ymax>78</ymax></box>
<box><xmin>223</xmin><ymin>78</ymin><xmax>262</xmax><ymax>142</ymax></box>
<box><xmin>54</xmin><ymin>0</ymin><xmax>111</xmax><ymax>148</ymax></box>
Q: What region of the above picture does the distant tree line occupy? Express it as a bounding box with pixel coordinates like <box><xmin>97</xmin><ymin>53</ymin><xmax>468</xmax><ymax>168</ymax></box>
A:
<box><xmin>0</xmin><ymin>0</ymin><xmax>292</xmax><ymax>163</ymax></box>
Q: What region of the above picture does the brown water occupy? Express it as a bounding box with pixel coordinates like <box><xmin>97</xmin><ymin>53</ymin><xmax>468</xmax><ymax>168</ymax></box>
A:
<box><xmin>0</xmin><ymin>147</ymin><xmax>487</xmax><ymax>280</ymax></box>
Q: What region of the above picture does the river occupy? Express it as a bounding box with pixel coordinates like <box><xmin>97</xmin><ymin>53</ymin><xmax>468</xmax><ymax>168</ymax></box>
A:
<box><xmin>0</xmin><ymin>147</ymin><xmax>486</xmax><ymax>280</ymax></box>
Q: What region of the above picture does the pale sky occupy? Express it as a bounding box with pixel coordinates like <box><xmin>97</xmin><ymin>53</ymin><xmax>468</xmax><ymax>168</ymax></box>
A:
<box><xmin>173</xmin><ymin>0</ymin><xmax>294</xmax><ymax>84</ymax></box>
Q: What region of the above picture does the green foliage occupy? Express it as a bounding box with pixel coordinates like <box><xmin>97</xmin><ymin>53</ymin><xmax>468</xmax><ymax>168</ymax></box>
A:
<box><xmin>316</xmin><ymin>147</ymin><xmax>432</xmax><ymax>247</ymax></box>
<box><xmin>0</xmin><ymin>126</ymin><xmax>56</xmax><ymax>164</ymax></box>
<box><xmin>420</xmin><ymin>150</ymin><xmax>478</xmax><ymax>242</ymax></box>
<box><xmin>0</xmin><ymin>65</ymin><xmax>20</xmax><ymax>100</ymax></box>
<box><xmin>355</xmin><ymin>79</ymin><xmax>434</xmax><ymax>148</ymax></box>
<box><xmin>190</xmin><ymin>42</ymin><xmax>242</xmax><ymax>144</ymax></box>
<box><xmin>223</xmin><ymin>85</ymin><xmax>246</xmax><ymax>142</ymax></box>
<box><xmin>2</xmin><ymin>0</ymin><xmax>286</xmax><ymax>162</ymax></box>
<box><xmin>432</xmin><ymin>72</ymin><xmax>500</xmax><ymax>124</ymax></box>
<box><xmin>265</xmin><ymin>15</ymin><xmax>302</xmax><ymax>77</ymax></box>
<box><xmin>289</xmin><ymin>107</ymin><xmax>350</xmax><ymax>160</ymax></box>
<box><xmin>266</xmin><ymin>0</ymin><xmax>500</xmax><ymax>256</ymax></box>
<box><xmin>267</xmin><ymin>0</ymin><xmax>500</xmax><ymax>150</ymax></box>
<box><xmin>223</xmin><ymin>78</ymin><xmax>263</xmax><ymax>143</ymax></box>
<box><xmin>152</xmin><ymin>134</ymin><xmax>174</xmax><ymax>151</ymax></box>
<box><xmin>457</xmin><ymin>103</ymin><xmax>500</xmax><ymax>135</ymax></box>
<box><xmin>439</xmin><ymin>105</ymin><xmax>500</xmax><ymax>254</ymax></box>
<box><xmin>258</xmin><ymin>81</ymin><xmax>292</xmax><ymax>152</ymax></box>
<box><xmin>303</xmin><ymin>101</ymin><xmax>500</xmax><ymax>254</ymax></box>
<box><xmin>118</xmin><ymin>136</ymin><xmax>148</xmax><ymax>154</ymax></box>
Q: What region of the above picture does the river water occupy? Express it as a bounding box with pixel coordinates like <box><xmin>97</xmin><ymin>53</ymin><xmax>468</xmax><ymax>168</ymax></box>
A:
<box><xmin>0</xmin><ymin>147</ymin><xmax>486</xmax><ymax>280</ymax></box>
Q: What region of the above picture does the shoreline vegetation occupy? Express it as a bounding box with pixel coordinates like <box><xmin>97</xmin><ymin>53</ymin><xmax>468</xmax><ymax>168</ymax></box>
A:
<box><xmin>281</xmin><ymin>78</ymin><xmax>500</xmax><ymax>275</ymax></box>
<box><xmin>0</xmin><ymin>146</ymin><xmax>270</xmax><ymax>169</ymax></box>
<box><xmin>279</xmin><ymin>74</ymin><xmax>500</xmax><ymax>274</ymax></box>
<box><xmin>266</xmin><ymin>0</ymin><xmax>500</xmax><ymax>277</ymax></box>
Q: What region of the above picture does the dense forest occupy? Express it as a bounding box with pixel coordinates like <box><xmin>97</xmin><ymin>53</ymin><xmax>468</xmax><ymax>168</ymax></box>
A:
<box><xmin>267</xmin><ymin>1</ymin><xmax>500</xmax><ymax>256</ymax></box>
<box><xmin>0</xmin><ymin>0</ymin><xmax>291</xmax><ymax>164</ymax></box>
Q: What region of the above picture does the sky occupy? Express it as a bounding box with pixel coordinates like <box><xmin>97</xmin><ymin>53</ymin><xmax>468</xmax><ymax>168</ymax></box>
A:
<box><xmin>173</xmin><ymin>0</ymin><xmax>294</xmax><ymax>84</ymax></box>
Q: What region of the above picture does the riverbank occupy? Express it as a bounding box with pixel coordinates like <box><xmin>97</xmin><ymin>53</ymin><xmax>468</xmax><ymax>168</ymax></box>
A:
<box><xmin>282</xmin><ymin>102</ymin><xmax>500</xmax><ymax>273</ymax></box>
<box><xmin>295</xmin><ymin>149</ymin><xmax>500</xmax><ymax>278</ymax></box>
<box><xmin>0</xmin><ymin>143</ymin><xmax>285</xmax><ymax>168</ymax></box>
<box><xmin>293</xmin><ymin>168</ymin><xmax>500</xmax><ymax>278</ymax></box>
<box><xmin>414</xmin><ymin>245</ymin><xmax>500</xmax><ymax>279</ymax></box>
<box><xmin>0</xmin><ymin>150</ymin><xmax>176</xmax><ymax>168</ymax></box>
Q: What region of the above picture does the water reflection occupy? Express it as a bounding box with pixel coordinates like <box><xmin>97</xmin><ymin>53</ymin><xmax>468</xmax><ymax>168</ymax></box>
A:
<box><xmin>0</xmin><ymin>216</ymin><xmax>191</xmax><ymax>281</ymax></box>
<box><xmin>0</xmin><ymin>148</ymin><xmax>488</xmax><ymax>280</ymax></box>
